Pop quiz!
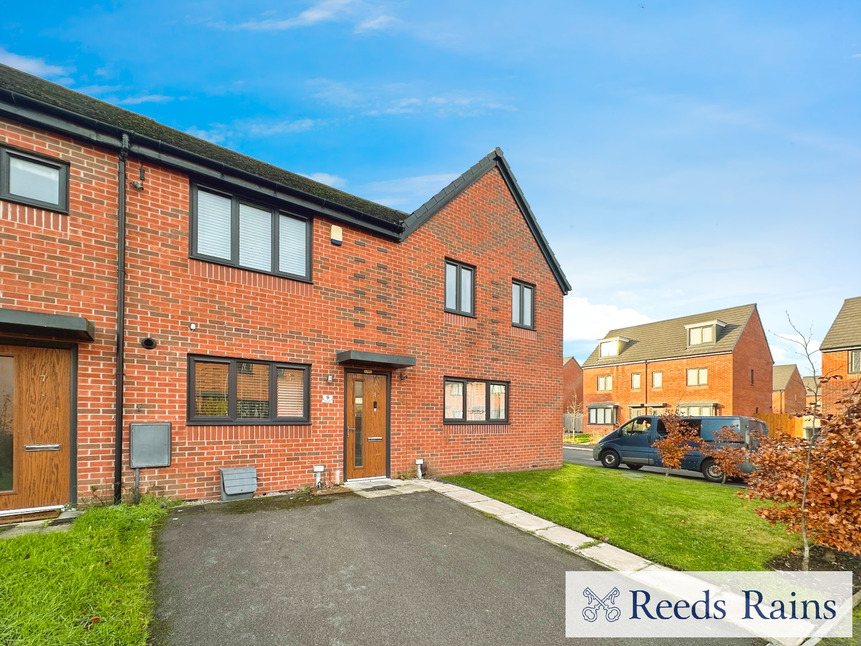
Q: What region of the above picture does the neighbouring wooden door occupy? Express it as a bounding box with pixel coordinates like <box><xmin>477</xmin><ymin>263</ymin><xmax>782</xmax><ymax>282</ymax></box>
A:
<box><xmin>0</xmin><ymin>345</ymin><xmax>71</xmax><ymax>512</ymax></box>
<box><xmin>345</xmin><ymin>372</ymin><xmax>388</xmax><ymax>479</ymax></box>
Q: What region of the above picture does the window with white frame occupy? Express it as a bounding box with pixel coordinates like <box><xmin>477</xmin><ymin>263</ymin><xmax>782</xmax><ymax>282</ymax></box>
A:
<box><xmin>688</xmin><ymin>325</ymin><xmax>714</xmax><ymax>345</ymax></box>
<box><xmin>192</xmin><ymin>186</ymin><xmax>310</xmax><ymax>279</ymax></box>
<box><xmin>0</xmin><ymin>147</ymin><xmax>69</xmax><ymax>212</ymax></box>
<box><xmin>599</xmin><ymin>341</ymin><xmax>618</xmax><ymax>357</ymax></box>
<box><xmin>677</xmin><ymin>404</ymin><xmax>715</xmax><ymax>416</ymax></box>
<box><xmin>652</xmin><ymin>371</ymin><xmax>663</xmax><ymax>388</ymax></box>
<box><xmin>631</xmin><ymin>373</ymin><xmax>641</xmax><ymax>390</ymax></box>
<box><xmin>511</xmin><ymin>280</ymin><xmax>534</xmax><ymax>329</ymax></box>
<box><xmin>588</xmin><ymin>406</ymin><xmax>616</xmax><ymax>425</ymax></box>
<box><xmin>445</xmin><ymin>260</ymin><xmax>475</xmax><ymax>316</ymax></box>
<box><xmin>687</xmin><ymin>368</ymin><xmax>708</xmax><ymax>386</ymax></box>
<box><xmin>597</xmin><ymin>375</ymin><xmax>612</xmax><ymax>391</ymax></box>
<box><xmin>850</xmin><ymin>350</ymin><xmax>861</xmax><ymax>374</ymax></box>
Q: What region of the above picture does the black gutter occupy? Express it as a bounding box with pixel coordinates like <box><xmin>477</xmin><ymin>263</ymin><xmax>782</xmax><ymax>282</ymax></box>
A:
<box><xmin>0</xmin><ymin>90</ymin><xmax>405</xmax><ymax>240</ymax></box>
<box><xmin>113</xmin><ymin>133</ymin><xmax>129</xmax><ymax>505</ymax></box>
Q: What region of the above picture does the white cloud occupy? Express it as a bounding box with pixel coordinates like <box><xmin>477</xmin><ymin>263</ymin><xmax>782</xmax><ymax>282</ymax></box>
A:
<box><xmin>852</xmin><ymin>53</ymin><xmax>861</xmax><ymax>59</ymax></box>
<box><xmin>354</xmin><ymin>15</ymin><xmax>400</xmax><ymax>33</ymax></box>
<box><xmin>564</xmin><ymin>296</ymin><xmax>653</xmax><ymax>342</ymax></box>
<box><xmin>0</xmin><ymin>47</ymin><xmax>72</xmax><ymax>80</ymax></box>
<box><xmin>220</xmin><ymin>0</ymin><xmax>355</xmax><ymax>31</ymax></box>
<box><xmin>185</xmin><ymin>126</ymin><xmax>229</xmax><ymax>144</ymax></box>
<box><xmin>74</xmin><ymin>84</ymin><xmax>124</xmax><ymax>96</ymax></box>
<box><xmin>360</xmin><ymin>173</ymin><xmax>459</xmax><ymax>209</ymax></box>
<box><xmin>115</xmin><ymin>94</ymin><xmax>174</xmax><ymax>105</ymax></box>
<box><xmin>300</xmin><ymin>172</ymin><xmax>347</xmax><ymax>188</ymax></box>
<box><xmin>244</xmin><ymin>118</ymin><xmax>318</xmax><ymax>136</ymax></box>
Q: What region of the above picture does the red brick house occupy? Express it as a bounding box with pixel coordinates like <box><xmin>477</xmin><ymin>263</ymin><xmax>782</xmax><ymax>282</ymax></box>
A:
<box><xmin>581</xmin><ymin>304</ymin><xmax>773</xmax><ymax>435</ymax></box>
<box><xmin>820</xmin><ymin>296</ymin><xmax>861</xmax><ymax>415</ymax></box>
<box><xmin>0</xmin><ymin>64</ymin><xmax>570</xmax><ymax>519</ymax></box>
<box><xmin>771</xmin><ymin>364</ymin><xmax>806</xmax><ymax>415</ymax></box>
<box><xmin>562</xmin><ymin>356</ymin><xmax>583</xmax><ymax>414</ymax></box>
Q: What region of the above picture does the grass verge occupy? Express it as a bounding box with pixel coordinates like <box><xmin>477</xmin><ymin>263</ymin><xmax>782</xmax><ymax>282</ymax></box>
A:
<box><xmin>0</xmin><ymin>498</ymin><xmax>168</xmax><ymax>645</ymax></box>
<box><xmin>446</xmin><ymin>464</ymin><xmax>800</xmax><ymax>571</ymax></box>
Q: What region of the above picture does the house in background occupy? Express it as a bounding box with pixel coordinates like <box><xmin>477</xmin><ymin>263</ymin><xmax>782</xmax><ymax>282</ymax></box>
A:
<box><xmin>820</xmin><ymin>296</ymin><xmax>861</xmax><ymax>414</ymax></box>
<box><xmin>772</xmin><ymin>364</ymin><xmax>806</xmax><ymax>415</ymax></box>
<box><xmin>802</xmin><ymin>375</ymin><xmax>822</xmax><ymax>413</ymax></box>
<box><xmin>0</xmin><ymin>63</ymin><xmax>569</xmax><ymax>521</ymax></box>
<box><xmin>562</xmin><ymin>356</ymin><xmax>583</xmax><ymax>413</ymax></box>
<box><xmin>581</xmin><ymin>304</ymin><xmax>773</xmax><ymax>435</ymax></box>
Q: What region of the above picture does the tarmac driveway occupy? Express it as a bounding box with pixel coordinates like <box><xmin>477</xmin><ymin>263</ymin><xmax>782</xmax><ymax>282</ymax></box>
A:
<box><xmin>152</xmin><ymin>490</ymin><xmax>761</xmax><ymax>646</ymax></box>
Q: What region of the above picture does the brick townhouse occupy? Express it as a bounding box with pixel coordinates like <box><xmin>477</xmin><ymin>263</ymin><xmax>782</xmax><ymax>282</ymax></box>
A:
<box><xmin>0</xmin><ymin>63</ymin><xmax>570</xmax><ymax>520</ymax></box>
<box><xmin>820</xmin><ymin>296</ymin><xmax>861</xmax><ymax>415</ymax></box>
<box><xmin>771</xmin><ymin>364</ymin><xmax>806</xmax><ymax>415</ymax></box>
<box><xmin>581</xmin><ymin>304</ymin><xmax>773</xmax><ymax>435</ymax></box>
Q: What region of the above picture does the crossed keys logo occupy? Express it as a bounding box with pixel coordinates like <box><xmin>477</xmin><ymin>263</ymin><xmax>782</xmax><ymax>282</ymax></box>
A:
<box><xmin>582</xmin><ymin>587</ymin><xmax>621</xmax><ymax>622</ymax></box>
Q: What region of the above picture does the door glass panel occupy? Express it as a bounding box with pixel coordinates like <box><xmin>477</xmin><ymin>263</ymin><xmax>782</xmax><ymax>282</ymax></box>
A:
<box><xmin>0</xmin><ymin>356</ymin><xmax>13</xmax><ymax>492</ymax></box>
<box><xmin>353</xmin><ymin>380</ymin><xmax>363</xmax><ymax>467</ymax></box>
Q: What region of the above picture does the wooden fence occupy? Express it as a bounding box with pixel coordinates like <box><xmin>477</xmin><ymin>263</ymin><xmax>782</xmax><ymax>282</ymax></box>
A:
<box><xmin>754</xmin><ymin>413</ymin><xmax>818</xmax><ymax>439</ymax></box>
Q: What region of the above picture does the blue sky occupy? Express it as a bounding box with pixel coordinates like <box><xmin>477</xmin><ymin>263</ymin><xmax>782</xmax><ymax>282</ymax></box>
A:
<box><xmin>3</xmin><ymin>1</ymin><xmax>859</xmax><ymax>374</ymax></box>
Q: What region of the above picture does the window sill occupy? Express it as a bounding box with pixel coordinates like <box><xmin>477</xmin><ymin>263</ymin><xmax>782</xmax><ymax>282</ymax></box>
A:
<box><xmin>186</xmin><ymin>419</ymin><xmax>312</xmax><ymax>427</ymax></box>
<box><xmin>443</xmin><ymin>420</ymin><xmax>509</xmax><ymax>425</ymax></box>
<box><xmin>444</xmin><ymin>308</ymin><xmax>476</xmax><ymax>319</ymax></box>
<box><xmin>189</xmin><ymin>254</ymin><xmax>312</xmax><ymax>284</ymax></box>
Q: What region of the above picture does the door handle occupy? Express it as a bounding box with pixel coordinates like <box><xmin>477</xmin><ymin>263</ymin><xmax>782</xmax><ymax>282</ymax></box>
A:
<box><xmin>367</xmin><ymin>436</ymin><xmax>383</xmax><ymax>442</ymax></box>
<box><xmin>25</xmin><ymin>444</ymin><xmax>61</xmax><ymax>452</ymax></box>
<box><xmin>347</xmin><ymin>426</ymin><xmax>356</xmax><ymax>431</ymax></box>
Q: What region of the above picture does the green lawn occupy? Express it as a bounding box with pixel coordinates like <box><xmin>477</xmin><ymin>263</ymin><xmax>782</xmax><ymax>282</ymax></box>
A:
<box><xmin>447</xmin><ymin>464</ymin><xmax>800</xmax><ymax>571</ymax></box>
<box><xmin>0</xmin><ymin>499</ymin><xmax>168</xmax><ymax>645</ymax></box>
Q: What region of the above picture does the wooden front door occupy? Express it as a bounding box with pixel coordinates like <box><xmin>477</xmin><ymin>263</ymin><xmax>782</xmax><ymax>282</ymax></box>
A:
<box><xmin>0</xmin><ymin>345</ymin><xmax>71</xmax><ymax>513</ymax></box>
<box><xmin>345</xmin><ymin>372</ymin><xmax>388</xmax><ymax>479</ymax></box>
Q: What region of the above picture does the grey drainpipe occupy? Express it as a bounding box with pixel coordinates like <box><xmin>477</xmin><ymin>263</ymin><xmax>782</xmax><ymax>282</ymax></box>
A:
<box><xmin>113</xmin><ymin>134</ymin><xmax>129</xmax><ymax>505</ymax></box>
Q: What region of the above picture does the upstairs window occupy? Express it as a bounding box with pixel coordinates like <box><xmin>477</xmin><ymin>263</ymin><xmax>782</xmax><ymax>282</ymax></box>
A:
<box><xmin>445</xmin><ymin>260</ymin><xmax>475</xmax><ymax>316</ymax></box>
<box><xmin>850</xmin><ymin>350</ymin><xmax>861</xmax><ymax>374</ymax></box>
<box><xmin>687</xmin><ymin>368</ymin><xmax>708</xmax><ymax>386</ymax></box>
<box><xmin>631</xmin><ymin>373</ymin><xmax>641</xmax><ymax>390</ymax></box>
<box><xmin>511</xmin><ymin>280</ymin><xmax>534</xmax><ymax>329</ymax></box>
<box><xmin>688</xmin><ymin>325</ymin><xmax>714</xmax><ymax>345</ymax></box>
<box><xmin>192</xmin><ymin>186</ymin><xmax>310</xmax><ymax>280</ymax></box>
<box><xmin>0</xmin><ymin>147</ymin><xmax>69</xmax><ymax>213</ymax></box>
<box><xmin>652</xmin><ymin>371</ymin><xmax>663</xmax><ymax>389</ymax></box>
<box><xmin>600</xmin><ymin>341</ymin><xmax>618</xmax><ymax>357</ymax></box>
<box><xmin>597</xmin><ymin>375</ymin><xmax>612</xmax><ymax>391</ymax></box>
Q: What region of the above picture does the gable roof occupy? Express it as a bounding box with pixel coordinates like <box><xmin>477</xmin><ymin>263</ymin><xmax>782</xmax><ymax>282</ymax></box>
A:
<box><xmin>582</xmin><ymin>304</ymin><xmax>759</xmax><ymax>368</ymax></box>
<box><xmin>772</xmin><ymin>364</ymin><xmax>799</xmax><ymax>391</ymax></box>
<box><xmin>0</xmin><ymin>63</ymin><xmax>570</xmax><ymax>293</ymax></box>
<box><xmin>405</xmin><ymin>148</ymin><xmax>570</xmax><ymax>293</ymax></box>
<box><xmin>820</xmin><ymin>296</ymin><xmax>861</xmax><ymax>351</ymax></box>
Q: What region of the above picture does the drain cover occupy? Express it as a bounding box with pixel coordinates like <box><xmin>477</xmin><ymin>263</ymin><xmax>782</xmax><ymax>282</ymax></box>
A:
<box><xmin>366</xmin><ymin>484</ymin><xmax>396</xmax><ymax>491</ymax></box>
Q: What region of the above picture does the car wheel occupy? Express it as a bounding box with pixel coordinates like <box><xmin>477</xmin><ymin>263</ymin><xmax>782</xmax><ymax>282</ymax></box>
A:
<box><xmin>701</xmin><ymin>459</ymin><xmax>724</xmax><ymax>483</ymax></box>
<box><xmin>600</xmin><ymin>450</ymin><xmax>621</xmax><ymax>469</ymax></box>
<box><xmin>627</xmin><ymin>464</ymin><xmax>643</xmax><ymax>470</ymax></box>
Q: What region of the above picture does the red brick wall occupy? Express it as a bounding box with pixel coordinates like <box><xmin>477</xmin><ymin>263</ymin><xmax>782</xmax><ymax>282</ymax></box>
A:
<box><xmin>821</xmin><ymin>350</ymin><xmax>861</xmax><ymax>415</ymax></box>
<box><xmin>1</xmin><ymin>117</ymin><xmax>563</xmax><ymax>503</ymax></box>
<box><xmin>772</xmin><ymin>369</ymin><xmax>806</xmax><ymax>415</ymax></box>
<box><xmin>730</xmin><ymin>308</ymin><xmax>773</xmax><ymax>416</ymax></box>
<box><xmin>0</xmin><ymin>119</ymin><xmax>120</xmax><ymax>498</ymax></box>
<box><xmin>562</xmin><ymin>357</ymin><xmax>583</xmax><ymax>413</ymax></box>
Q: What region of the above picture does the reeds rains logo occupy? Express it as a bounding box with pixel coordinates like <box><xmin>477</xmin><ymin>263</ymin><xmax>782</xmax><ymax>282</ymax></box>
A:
<box><xmin>566</xmin><ymin>571</ymin><xmax>853</xmax><ymax>641</ymax></box>
<box><xmin>582</xmin><ymin>587</ymin><xmax>621</xmax><ymax>623</ymax></box>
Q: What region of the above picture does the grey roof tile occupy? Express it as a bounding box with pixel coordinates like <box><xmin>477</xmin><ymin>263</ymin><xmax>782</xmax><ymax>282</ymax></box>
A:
<box><xmin>772</xmin><ymin>364</ymin><xmax>799</xmax><ymax>391</ymax></box>
<box><xmin>820</xmin><ymin>296</ymin><xmax>861</xmax><ymax>351</ymax></box>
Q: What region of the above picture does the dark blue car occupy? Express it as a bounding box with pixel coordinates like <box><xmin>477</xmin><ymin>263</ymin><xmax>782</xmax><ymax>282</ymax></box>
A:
<box><xmin>592</xmin><ymin>415</ymin><xmax>767</xmax><ymax>482</ymax></box>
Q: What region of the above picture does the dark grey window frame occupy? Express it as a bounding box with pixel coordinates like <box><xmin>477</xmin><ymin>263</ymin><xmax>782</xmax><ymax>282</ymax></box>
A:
<box><xmin>187</xmin><ymin>355</ymin><xmax>311</xmax><ymax>425</ymax></box>
<box><xmin>511</xmin><ymin>279</ymin><xmax>535</xmax><ymax>330</ymax></box>
<box><xmin>0</xmin><ymin>145</ymin><xmax>70</xmax><ymax>213</ymax></box>
<box><xmin>190</xmin><ymin>184</ymin><xmax>312</xmax><ymax>282</ymax></box>
<box><xmin>443</xmin><ymin>377</ymin><xmax>509</xmax><ymax>424</ymax></box>
<box><xmin>444</xmin><ymin>259</ymin><xmax>476</xmax><ymax>317</ymax></box>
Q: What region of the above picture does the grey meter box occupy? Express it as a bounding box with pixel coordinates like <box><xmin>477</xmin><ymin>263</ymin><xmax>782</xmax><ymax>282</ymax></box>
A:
<box><xmin>129</xmin><ymin>423</ymin><xmax>171</xmax><ymax>468</ymax></box>
<box><xmin>220</xmin><ymin>467</ymin><xmax>257</xmax><ymax>501</ymax></box>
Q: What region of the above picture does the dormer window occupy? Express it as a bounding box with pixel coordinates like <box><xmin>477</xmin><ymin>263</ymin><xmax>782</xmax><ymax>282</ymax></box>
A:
<box><xmin>685</xmin><ymin>320</ymin><xmax>726</xmax><ymax>346</ymax></box>
<box><xmin>599</xmin><ymin>336</ymin><xmax>630</xmax><ymax>358</ymax></box>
